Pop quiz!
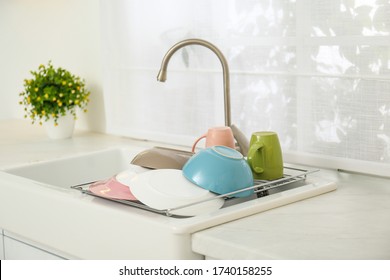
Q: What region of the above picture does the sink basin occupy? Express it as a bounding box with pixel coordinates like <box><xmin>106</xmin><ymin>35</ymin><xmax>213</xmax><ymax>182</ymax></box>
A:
<box><xmin>5</xmin><ymin>148</ymin><xmax>137</xmax><ymax>189</ymax></box>
<box><xmin>2</xmin><ymin>146</ymin><xmax>337</xmax><ymax>259</ymax></box>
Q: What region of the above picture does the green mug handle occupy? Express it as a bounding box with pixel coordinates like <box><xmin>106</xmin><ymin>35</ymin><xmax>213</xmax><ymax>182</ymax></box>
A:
<box><xmin>247</xmin><ymin>142</ymin><xmax>264</xmax><ymax>174</ymax></box>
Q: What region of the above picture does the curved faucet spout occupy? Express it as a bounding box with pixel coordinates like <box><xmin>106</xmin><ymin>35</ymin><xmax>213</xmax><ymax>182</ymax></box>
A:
<box><xmin>157</xmin><ymin>39</ymin><xmax>231</xmax><ymax>127</ymax></box>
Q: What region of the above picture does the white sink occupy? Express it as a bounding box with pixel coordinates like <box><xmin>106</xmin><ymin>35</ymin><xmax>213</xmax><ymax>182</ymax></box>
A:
<box><xmin>3</xmin><ymin>147</ymin><xmax>337</xmax><ymax>259</ymax></box>
<box><xmin>5</xmin><ymin>148</ymin><xmax>135</xmax><ymax>189</ymax></box>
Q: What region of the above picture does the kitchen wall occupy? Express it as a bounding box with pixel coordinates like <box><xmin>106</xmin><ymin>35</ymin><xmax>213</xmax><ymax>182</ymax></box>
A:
<box><xmin>100</xmin><ymin>0</ymin><xmax>390</xmax><ymax>177</ymax></box>
<box><xmin>2</xmin><ymin>0</ymin><xmax>390</xmax><ymax>177</ymax></box>
<box><xmin>0</xmin><ymin>0</ymin><xmax>104</xmax><ymax>131</ymax></box>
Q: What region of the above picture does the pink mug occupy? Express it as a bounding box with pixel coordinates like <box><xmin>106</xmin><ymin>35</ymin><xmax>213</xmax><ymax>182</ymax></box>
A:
<box><xmin>191</xmin><ymin>126</ymin><xmax>235</xmax><ymax>153</ymax></box>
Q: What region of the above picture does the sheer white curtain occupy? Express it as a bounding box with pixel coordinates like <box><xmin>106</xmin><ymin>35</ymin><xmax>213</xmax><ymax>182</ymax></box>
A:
<box><xmin>101</xmin><ymin>0</ymin><xmax>390</xmax><ymax>177</ymax></box>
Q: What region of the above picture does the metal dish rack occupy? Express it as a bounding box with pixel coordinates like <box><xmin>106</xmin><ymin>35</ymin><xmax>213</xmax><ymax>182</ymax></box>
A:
<box><xmin>71</xmin><ymin>165</ymin><xmax>319</xmax><ymax>218</ymax></box>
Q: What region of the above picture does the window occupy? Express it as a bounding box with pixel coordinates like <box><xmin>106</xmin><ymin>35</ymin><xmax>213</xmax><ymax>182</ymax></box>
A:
<box><xmin>101</xmin><ymin>0</ymin><xmax>390</xmax><ymax>177</ymax></box>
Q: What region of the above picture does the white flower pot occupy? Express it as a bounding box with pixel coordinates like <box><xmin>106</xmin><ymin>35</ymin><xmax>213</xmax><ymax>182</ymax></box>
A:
<box><xmin>44</xmin><ymin>114</ymin><xmax>75</xmax><ymax>139</ymax></box>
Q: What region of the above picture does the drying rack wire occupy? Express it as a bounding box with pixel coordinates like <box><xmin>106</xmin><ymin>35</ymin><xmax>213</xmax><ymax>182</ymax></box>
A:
<box><xmin>70</xmin><ymin>165</ymin><xmax>319</xmax><ymax>218</ymax></box>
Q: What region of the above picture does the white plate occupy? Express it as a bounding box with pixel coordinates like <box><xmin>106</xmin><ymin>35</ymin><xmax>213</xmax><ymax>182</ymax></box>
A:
<box><xmin>115</xmin><ymin>164</ymin><xmax>149</xmax><ymax>186</ymax></box>
<box><xmin>130</xmin><ymin>169</ymin><xmax>224</xmax><ymax>216</ymax></box>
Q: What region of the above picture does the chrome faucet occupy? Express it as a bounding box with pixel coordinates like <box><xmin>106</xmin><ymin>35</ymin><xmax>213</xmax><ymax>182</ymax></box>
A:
<box><xmin>157</xmin><ymin>39</ymin><xmax>231</xmax><ymax>127</ymax></box>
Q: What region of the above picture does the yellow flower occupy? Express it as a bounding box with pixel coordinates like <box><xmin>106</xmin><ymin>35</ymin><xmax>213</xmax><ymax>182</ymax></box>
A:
<box><xmin>27</xmin><ymin>96</ymin><xmax>31</xmax><ymax>104</ymax></box>
<box><xmin>58</xmin><ymin>101</ymin><xmax>63</xmax><ymax>107</ymax></box>
<box><xmin>71</xmin><ymin>90</ymin><xmax>75</xmax><ymax>94</ymax></box>
<box><xmin>44</xmin><ymin>93</ymin><xmax>49</xmax><ymax>99</ymax></box>
<box><xmin>34</xmin><ymin>88</ymin><xmax>39</xmax><ymax>92</ymax></box>
<box><xmin>41</xmin><ymin>110</ymin><xmax>46</xmax><ymax>115</ymax></box>
<box><xmin>62</xmin><ymin>81</ymin><xmax>66</xmax><ymax>86</ymax></box>
<box><xmin>36</xmin><ymin>96</ymin><xmax>41</xmax><ymax>101</ymax></box>
<box><xmin>68</xmin><ymin>83</ymin><xmax>72</xmax><ymax>87</ymax></box>
<box><xmin>75</xmin><ymin>99</ymin><xmax>80</xmax><ymax>105</ymax></box>
<box><xmin>52</xmin><ymin>97</ymin><xmax>56</xmax><ymax>101</ymax></box>
<box><xmin>59</xmin><ymin>93</ymin><xmax>64</xmax><ymax>97</ymax></box>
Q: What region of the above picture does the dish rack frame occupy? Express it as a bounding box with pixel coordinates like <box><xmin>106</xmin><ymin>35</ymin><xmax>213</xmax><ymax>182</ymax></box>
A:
<box><xmin>70</xmin><ymin>165</ymin><xmax>319</xmax><ymax>218</ymax></box>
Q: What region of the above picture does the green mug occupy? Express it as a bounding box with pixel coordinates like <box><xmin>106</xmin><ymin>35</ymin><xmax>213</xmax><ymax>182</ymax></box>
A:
<box><xmin>247</xmin><ymin>131</ymin><xmax>283</xmax><ymax>180</ymax></box>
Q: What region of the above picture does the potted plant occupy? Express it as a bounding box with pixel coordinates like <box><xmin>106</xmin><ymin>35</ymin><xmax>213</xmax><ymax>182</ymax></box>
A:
<box><xmin>19</xmin><ymin>61</ymin><xmax>90</xmax><ymax>139</ymax></box>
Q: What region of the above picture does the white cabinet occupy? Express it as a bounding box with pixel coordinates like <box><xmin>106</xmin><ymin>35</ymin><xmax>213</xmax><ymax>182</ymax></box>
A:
<box><xmin>3</xmin><ymin>232</ymin><xmax>65</xmax><ymax>260</ymax></box>
<box><xmin>0</xmin><ymin>229</ymin><xmax>4</xmax><ymax>260</ymax></box>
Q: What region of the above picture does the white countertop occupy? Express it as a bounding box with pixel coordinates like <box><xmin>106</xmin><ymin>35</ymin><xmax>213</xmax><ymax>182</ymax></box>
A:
<box><xmin>192</xmin><ymin>164</ymin><xmax>390</xmax><ymax>259</ymax></box>
<box><xmin>0</xmin><ymin>120</ymin><xmax>153</xmax><ymax>169</ymax></box>
<box><xmin>1</xmin><ymin>120</ymin><xmax>389</xmax><ymax>259</ymax></box>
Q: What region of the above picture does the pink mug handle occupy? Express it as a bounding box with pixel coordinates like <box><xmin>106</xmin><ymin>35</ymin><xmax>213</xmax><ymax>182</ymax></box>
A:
<box><xmin>191</xmin><ymin>134</ymin><xmax>207</xmax><ymax>153</ymax></box>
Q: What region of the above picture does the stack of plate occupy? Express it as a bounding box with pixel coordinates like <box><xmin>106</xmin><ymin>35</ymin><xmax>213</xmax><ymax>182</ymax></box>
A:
<box><xmin>89</xmin><ymin>164</ymin><xmax>147</xmax><ymax>201</ymax></box>
<box><xmin>88</xmin><ymin>166</ymin><xmax>224</xmax><ymax>216</ymax></box>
